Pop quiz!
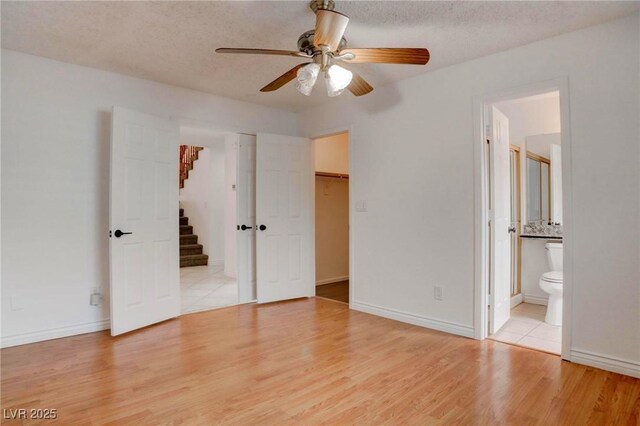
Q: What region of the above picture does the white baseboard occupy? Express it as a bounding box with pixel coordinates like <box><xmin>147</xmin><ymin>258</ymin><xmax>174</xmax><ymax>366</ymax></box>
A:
<box><xmin>510</xmin><ymin>293</ymin><xmax>524</xmax><ymax>308</ymax></box>
<box><xmin>1</xmin><ymin>320</ymin><xmax>110</xmax><ymax>348</ymax></box>
<box><xmin>211</xmin><ymin>258</ymin><xmax>224</xmax><ymax>267</ymax></box>
<box><xmin>352</xmin><ymin>301</ymin><xmax>475</xmax><ymax>338</ymax></box>
<box><xmin>571</xmin><ymin>349</ymin><xmax>640</xmax><ymax>378</ymax></box>
<box><xmin>523</xmin><ymin>294</ymin><xmax>548</xmax><ymax>306</ymax></box>
<box><xmin>316</xmin><ymin>276</ymin><xmax>349</xmax><ymax>286</ymax></box>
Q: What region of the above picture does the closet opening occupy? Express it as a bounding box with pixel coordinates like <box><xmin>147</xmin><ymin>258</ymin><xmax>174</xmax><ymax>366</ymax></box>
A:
<box><xmin>313</xmin><ymin>132</ymin><xmax>350</xmax><ymax>304</ymax></box>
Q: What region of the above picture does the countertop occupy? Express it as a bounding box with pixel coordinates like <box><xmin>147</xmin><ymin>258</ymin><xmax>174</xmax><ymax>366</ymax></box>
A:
<box><xmin>520</xmin><ymin>234</ymin><xmax>563</xmax><ymax>240</ymax></box>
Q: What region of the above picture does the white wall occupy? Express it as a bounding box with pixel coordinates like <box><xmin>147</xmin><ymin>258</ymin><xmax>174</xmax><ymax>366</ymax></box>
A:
<box><xmin>298</xmin><ymin>14</ymin><xmax>640</xmax><ymax>375</ymax></box>
<box><xmin>525</xmin><ymin>132</ymin><xmax>561</xmax><ymax>160</ymax></box>
<box><xmin>207</xmin><ymin>142</ymin><xmax>226</xmax><ymax>265</ymax></box>
<box><xmin>223</xmin><ymin>135</ymin><xmax>238</xmax><ymax>278</ymax></box>
<box><xmin>495</xmin><ymin>93</ymin><xmax>561</xmax><ymax>151</ymax></box>
<box><xmin>1</xmin><ymin>50</ymin><xmax>296</xmax><ymax>346</ymax></box>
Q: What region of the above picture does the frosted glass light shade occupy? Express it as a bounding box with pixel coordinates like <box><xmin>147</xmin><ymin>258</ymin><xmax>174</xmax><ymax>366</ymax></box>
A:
<box><xmin>296</xmin><ymin>63</ymin><xmax>320</xmax><ymax>96</ymax></box>
<box><xmin>325</xmin><ymin>65</ymin><xmax>353</xmax><ymax>97</ymax></box>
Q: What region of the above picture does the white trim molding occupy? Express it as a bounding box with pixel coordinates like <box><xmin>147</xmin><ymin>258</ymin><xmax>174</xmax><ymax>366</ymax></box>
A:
<box><xmin>1</xmin><ymin>320</ymin><xmax>110</xmax><ymax>348</ymax></box>
<box><xmin>523</xmin><ymin>294</ymin><xmax>548</xmax><ymax>306</ymax></box>
<box><xmin>352</xmin><ymin>301</ymin><xmax>475</xmax><ymax>338</ymax></box>
<box><xmin>316</xmin><ymin>276</ymin><xmax>349</xmax><ymax>286</ymax></box>
<box><xmin>571</xmin><ymin>349</ymin><xmax>640</xmax><ymax>378</ymax></box>
<box><xmin>510</xmin><ymin>293</ymin><xmax>524</xmax><ymax>308</ymax></box>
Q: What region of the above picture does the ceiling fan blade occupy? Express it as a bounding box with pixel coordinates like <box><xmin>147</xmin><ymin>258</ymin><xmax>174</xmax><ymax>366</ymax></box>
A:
<box><xmin>260</xmin><ymin>63</ymin><xmax>309</xmax><ymax>92</ymax></box>
<box><xmin>348</xmin><ymin>71</ymin><xmax>374</xmax><ymax>97</ymax></box>
<box><xmin>314</xmin><ymin>9</ymin><xmax>349</xmax><ymax>51</ymax></box>
<box><xmin>216</xmin><ymin>48</ymin><xmax>309</xmax><ymax>58</ymax></box>
<box><xmin>339</xmin><ymin>48</ymin><xmax>430</xmax><ymax>65</ymax></box>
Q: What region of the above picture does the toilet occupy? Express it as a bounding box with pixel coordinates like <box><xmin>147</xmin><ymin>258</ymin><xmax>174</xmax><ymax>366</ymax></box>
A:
<box><xmin>539</xmin><ymin>242</ymin><xmax>563</xmax><ymax>326</ymax></box>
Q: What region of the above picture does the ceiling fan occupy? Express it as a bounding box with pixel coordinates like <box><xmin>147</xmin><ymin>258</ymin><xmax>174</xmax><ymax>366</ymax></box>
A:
<box><xmin>216</xmin><ymin>0</ymin><xmax>430</xmax><ymax>98</ymax></box>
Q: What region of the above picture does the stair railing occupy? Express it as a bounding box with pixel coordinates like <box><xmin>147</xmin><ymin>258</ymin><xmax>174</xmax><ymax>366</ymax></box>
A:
<box><xmin>179</xmin><ymin>145</ymin><xmax>203</xmax><ymax>188</ymax></box>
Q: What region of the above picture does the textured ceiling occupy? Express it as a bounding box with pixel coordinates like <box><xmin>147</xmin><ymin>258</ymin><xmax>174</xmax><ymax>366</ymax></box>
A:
<box><xmin>2</xmin><ymin>1</ymin><xmax>638</xmax><ymax>112</ymax></box>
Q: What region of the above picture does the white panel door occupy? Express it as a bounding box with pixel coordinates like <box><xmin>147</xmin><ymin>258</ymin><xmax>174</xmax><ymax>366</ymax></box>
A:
<box><xmin>489</xmin><ymin>106</ymin><xmax>512</xmax><ymax>334</ymax></box>
<box><xmin>110</xmin><ymin>107</ymin><xmax>180</xmax><ymax>336</ymax></box>
<box><xmin>237</xmin><ymin>134</ymin><xmax>257</xmax><ymax>303</ymax></box>
<box><xmin>256</xmin><ymin>133</ymin><xmax>314</xmax><ymax>303</ymax></box>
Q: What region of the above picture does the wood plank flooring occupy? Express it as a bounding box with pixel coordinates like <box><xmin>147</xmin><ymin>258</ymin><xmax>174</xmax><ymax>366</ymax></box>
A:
<box><xmin>315</xmin><ymin>280</ymin><xmax>349</xmax><ymax>303</ymax></box>
<box><xmin>2</xmin><ymin>298</ymin><xmax>639</xmax><ymax>425</ymax></box>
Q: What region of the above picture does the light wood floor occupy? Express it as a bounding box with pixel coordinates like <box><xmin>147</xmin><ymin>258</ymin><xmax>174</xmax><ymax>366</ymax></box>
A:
<box><xmin>2</xmin><ymin>298</ymin><xmax>639</xmax><ymax>425</ymax></box>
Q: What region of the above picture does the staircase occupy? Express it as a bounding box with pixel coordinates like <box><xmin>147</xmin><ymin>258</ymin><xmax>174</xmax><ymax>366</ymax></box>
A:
<box><xmin>180</xmin><ymin>145</ymin><xmax>204</xmax><ymax>189</ymax></box>
<box><xmin>179</xmin><ymin>208</ymin><xmax>208</xmax><ymax>267</ymax></box>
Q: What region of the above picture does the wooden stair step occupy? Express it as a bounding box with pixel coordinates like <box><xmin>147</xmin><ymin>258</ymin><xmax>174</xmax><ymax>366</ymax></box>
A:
<box><xmin>180</xmin><ymin>254</ymin><xmax>208</xmax><ymax>268</ymax></box>
<box><xmin>179</xmin><ymin>216</ymin><xmax>188</xmax><ymax>226</ymax></box>
<box><xmin>180</xmin><ymin>234</ymin><xmax>197</xmax><ymax>244</ymax></box>
<box><xmin>179</xmin><ymin>225</ymin><xmax>193</xmax><ymax>235</ymax></box>
<box><xmin>179</xmin><ymin>208</ymin><xmax>184</xmax><ymax>217</ymax></box>
<box><xmin>180</xmin><ymin>244</ymin><xmax>203</xmax><ymax>256</ymax></box>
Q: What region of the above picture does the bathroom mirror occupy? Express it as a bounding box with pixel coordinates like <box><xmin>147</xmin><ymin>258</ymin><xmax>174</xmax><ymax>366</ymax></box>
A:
<box><xmin>526</xmin><ymin>154</ymin><xmax>550</xmax><ymax>223</ymax></box>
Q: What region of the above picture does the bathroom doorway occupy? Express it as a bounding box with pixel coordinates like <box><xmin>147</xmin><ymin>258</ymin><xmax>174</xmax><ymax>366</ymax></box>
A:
<box><xmin>481</xmin><ymin>89</ymin><xmax>565</xmax><ymax>355</ymax></box>
<box><xmin>313</xmin><ymin>131</ymin><xmax>350</xmax><ymax>304</ymax></box>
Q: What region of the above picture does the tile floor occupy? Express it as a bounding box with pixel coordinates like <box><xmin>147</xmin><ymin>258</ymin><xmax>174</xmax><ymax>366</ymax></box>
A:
<box><xmin>489</xmin><ymin>302</ymin><xmax>561</xmax><ymax>354</ymax></box>
<box><xmin>180</xmin><ymin>264</ymin><xmax>238</xmax><ymax>314</ymax></box>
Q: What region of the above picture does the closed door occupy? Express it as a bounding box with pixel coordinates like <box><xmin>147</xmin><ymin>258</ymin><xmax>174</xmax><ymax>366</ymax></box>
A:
<box><xmin>489</xmin><ymin>106</ymin><xmax>511</xmax><ymax>334</ymax></box>
<box><xmin>256</xmin><ymin>133</ymin><xmax>314</xmax><ymax>303</ymax></box>
<box><xmin>109</xmin><ymin>107</ymin><xmax>180</xmax><ymax>336</ymax></box>
<box><xmin>237</xmin><ymin>134</ymin><xmax>257</xmax><ymax>303</ymax></box>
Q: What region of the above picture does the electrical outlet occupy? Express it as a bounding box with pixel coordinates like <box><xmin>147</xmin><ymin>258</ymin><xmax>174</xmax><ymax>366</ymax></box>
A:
<box><xmin>434</xmin><ymin>286</ymin><xmax>443</xmax><ymax>301</ymax></box>
<box><xmin>90</xmin><ymin>289</ymin><xmax>103</xmax><ymax>306</ymax></box>
<box><xmin>355</xmin><ymin>200</ymin><xmax>368</xmax><ymax>212</ymax></box>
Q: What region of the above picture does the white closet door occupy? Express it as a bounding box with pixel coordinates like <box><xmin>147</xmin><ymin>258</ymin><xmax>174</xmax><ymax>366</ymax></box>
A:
<box><xmin>110</xmin><ymin>107</ymin><xmax>180</xmax><ymax>336</ymax></box>
<box><xmin>489</xmin><ymin>106</ymin><xmax>512</xmax><ymax>334</ymax></box>
<box><xmin>237</xmin><ymin>134</ymin><xmax>257</xmax><ymax>303</ymax></box>
<box><xmin>256</xmin><ymin>133</ymin><xmax>314</xmax><ymax>303</ymax></box>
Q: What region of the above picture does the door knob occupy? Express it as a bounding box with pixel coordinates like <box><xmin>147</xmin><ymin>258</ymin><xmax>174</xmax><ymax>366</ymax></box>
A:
<box><xmin>240</xmin><ymin>224</ymin><xmax>253</xmax><ymax>231</ymax></box>
<box><xmin>114</xmin><ymin>229</ymin><xmax>132</xmax><ymax>238</ymax></box>
<box><xmin>259</xmin><ymin>224</ymin><xmax>267</xmax><ymax>231</ymax></box>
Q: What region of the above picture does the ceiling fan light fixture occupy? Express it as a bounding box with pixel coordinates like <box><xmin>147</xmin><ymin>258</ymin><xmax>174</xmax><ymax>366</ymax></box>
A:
<box><xmin>325</xmin><ymin>64</ymin><xmax>352</xmax><ymax>97</ymax></box>
<box><xmin>296</xmin><ymin>63</ymin><xmax>320</xmax><ymax>96</ymax></box>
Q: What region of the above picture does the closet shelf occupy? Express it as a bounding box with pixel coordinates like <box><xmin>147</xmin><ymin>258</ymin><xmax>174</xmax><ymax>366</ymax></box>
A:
<box><xmin>315</xmin><ymin>172</ymin><xmax>349</xmax><ymax>180</ymax></box>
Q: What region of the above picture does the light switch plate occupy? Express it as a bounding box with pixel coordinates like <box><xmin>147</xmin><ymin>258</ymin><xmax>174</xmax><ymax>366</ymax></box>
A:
<box><xmin>355</xmin><ymin>200</ymin><xmax>367</xmax><ymax>212</ymax></box>
<box><xmin>434</xmin><ymin>286</ymin><xmax>443</xmax><ymax>301</ymax></box>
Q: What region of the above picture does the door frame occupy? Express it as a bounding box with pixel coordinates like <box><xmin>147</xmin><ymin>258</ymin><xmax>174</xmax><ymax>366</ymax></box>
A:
<box><xmin>473</xmin><ymin>78</ymin><xmax>573</xmax><ymax>360</ymax></box>
<box><xmin>174</xmin><ymin>117</ymin><xmax>254</xmax><ymax>308</ymax></box>
<box><xmin>309</xmin><ymin>126</ymin><xmax>354</xmax><ymax>308</ymax></box>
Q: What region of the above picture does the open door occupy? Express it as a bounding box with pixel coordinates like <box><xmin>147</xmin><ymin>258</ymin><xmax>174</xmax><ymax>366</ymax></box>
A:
<box><xmin>489</xmin><ymin>106</ymin><xmax>512</xmax><ymax>334</ymax></box>
<box><xmin>256</xmin><ymin>133</ymin><xmax>314</xmax><ymax>303</ymax></box>
<box><xmin>237</xmin><ymin>134</ymin><xmax>257</xmax><ymax>303</ymax></box>
<box><xmin>109</xmin><ymin>107</ymin><xmax>180</xmax><ymax>336</ymax></box>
